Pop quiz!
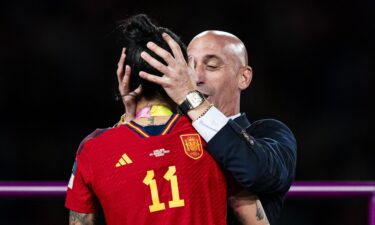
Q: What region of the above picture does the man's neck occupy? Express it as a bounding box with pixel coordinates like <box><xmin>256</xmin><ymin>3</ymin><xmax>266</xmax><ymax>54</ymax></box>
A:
<box><xmin>222</xmin><ymin>104</ymin><xmax>241</xmax><ymax>117</ymax></box>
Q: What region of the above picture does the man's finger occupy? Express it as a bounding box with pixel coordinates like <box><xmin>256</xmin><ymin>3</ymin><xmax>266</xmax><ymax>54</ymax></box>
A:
<box><xmin>162</xmin><ymin>33</ymin><xmax>185</xmax><ymax>63</ymax></box>
<box><xmin>188</xmin><ymin>56</ymin><xmax>195</xmax><ymax>69</ymax></box>
<box><xmin>139</xmin><ymin>71</ymin><xmax>167</xmax><ymax>86</ymax></box>
<box><xmin>140</xmin><ymin>51</ymin><xmax>169</xmax><ymax>75</ymax></box>
<box><xmin>146</xmin><ymin>42</ymin><xmax>175</xmax><ymax>66</ymax></box>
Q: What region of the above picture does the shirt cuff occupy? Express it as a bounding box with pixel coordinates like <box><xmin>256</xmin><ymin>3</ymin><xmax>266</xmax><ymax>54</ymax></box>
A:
<box><xmin>192</xmin><ymin>106</ymin><xmax>229</xmax><ymax>142</ymax></box>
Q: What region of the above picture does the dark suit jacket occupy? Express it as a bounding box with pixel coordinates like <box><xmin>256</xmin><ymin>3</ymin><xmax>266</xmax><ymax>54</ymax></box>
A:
<box><xmin>206</xmin><ymin>113</ymin><xmax>297</xmax><ymax>225</ymax></box>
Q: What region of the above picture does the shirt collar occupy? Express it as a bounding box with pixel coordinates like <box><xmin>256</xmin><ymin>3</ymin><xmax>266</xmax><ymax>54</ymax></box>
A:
<box><xmin>230</xmin><ymin>113</ymin><xmax>251</xmax><ymax>129</ymax></box>
<box><xmin>229</xmin><ymin>113</ymin><xmax>241</xmax><ymax>120</ymax></box>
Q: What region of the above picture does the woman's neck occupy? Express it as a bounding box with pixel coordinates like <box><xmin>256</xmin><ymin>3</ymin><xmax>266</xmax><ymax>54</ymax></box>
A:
<box><xmin>136</xmin><ymin>98</ymin><xmax>170</xmax><ymax>113</ymax></box>
<box><xmin>134</xmin><ymin>98</ymin><xmax>173</xmax><ymax>126</ymax></box>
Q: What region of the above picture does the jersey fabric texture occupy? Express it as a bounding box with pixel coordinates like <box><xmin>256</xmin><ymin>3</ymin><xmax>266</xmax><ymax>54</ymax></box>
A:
<box><xmin>65</xmin><ymin>115</ymin><xmax>227</xmax><ymax>225</ymax></box>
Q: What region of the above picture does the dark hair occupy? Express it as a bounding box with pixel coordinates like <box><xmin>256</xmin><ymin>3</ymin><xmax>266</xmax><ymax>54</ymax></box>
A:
<box><xmin>118</xmin><ymin>14</ymin><xmax>188</xmax><ymax>103</ymax></box>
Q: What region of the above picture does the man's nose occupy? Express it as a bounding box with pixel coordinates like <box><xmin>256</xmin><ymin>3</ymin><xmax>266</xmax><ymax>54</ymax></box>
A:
<box><xmin>195</xmin><ymin>66</ymin><xmax>205</xmax><ymax>86</ymax></box>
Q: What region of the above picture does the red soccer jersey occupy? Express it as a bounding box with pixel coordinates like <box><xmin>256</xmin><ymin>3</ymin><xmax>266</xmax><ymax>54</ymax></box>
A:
<box><xmin>65</xmin><ymin>115</ymin><xmax>227</xmax><ymax>225</ymax></box>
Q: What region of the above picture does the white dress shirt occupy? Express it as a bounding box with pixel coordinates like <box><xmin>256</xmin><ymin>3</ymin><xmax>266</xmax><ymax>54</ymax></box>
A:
<box><xmin>192</xmin><ymin>106</ymin><xmax>241</xmax><ymax>142</ymax></box>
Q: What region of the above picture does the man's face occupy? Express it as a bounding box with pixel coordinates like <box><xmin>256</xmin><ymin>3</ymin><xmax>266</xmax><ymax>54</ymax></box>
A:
<box><xmin>187</xmin><ymin>33</ymin><xmax>244</xmax><ymax>116</ymax></box>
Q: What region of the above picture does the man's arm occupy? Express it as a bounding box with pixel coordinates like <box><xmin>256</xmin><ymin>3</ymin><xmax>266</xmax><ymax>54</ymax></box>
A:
<box><xmin>134</xmin><ymin>33</ymin><xmax>297</xmax><ymax>193</ymax></box>
<box><xmin>207</xmin><ymin>117</ymin><xmax>297</xmax><ymax>194</ymax></box>
<box><xmin>69</xmin><ymin>210</ymin><xmax>95</xmax><ymax>225</ymax></box>
<box><xmin>183</xmin><ymin>103</ymin><xmax>296</xmax><ymax>194</ymax></box>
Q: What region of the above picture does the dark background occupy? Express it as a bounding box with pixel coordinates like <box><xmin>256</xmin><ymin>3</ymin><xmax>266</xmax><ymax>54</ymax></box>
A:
<box><xmin>0</xmin><ymin>0</ymin><xmax>374</xmax><ymax>224</ymax></box>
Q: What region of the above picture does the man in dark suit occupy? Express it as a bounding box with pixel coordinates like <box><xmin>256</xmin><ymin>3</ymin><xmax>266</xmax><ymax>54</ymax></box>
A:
<box><xmin>121</xmin><ymin>30</ymin><xmax>297</xmax><ymax>225</ymax></box>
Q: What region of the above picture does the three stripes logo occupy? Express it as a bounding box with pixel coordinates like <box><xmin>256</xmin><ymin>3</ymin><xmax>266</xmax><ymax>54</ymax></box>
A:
<box><xmin>115</xmin><ymin>153</ymin><xmax>133</xmax><ymax>168</ymax></box>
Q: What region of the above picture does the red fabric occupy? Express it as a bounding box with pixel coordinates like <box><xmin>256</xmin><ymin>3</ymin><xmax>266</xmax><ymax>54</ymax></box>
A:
<box><xmin>65</xmin><ymin>115</ymin><xmax>227</xmax><ymax>225</ymax></box>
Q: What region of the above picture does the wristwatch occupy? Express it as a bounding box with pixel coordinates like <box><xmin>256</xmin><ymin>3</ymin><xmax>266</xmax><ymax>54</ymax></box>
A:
<box><xmin>178</xmin><ymin>90</ymin><xmax>205</xmax><ymax>114</ymax></box>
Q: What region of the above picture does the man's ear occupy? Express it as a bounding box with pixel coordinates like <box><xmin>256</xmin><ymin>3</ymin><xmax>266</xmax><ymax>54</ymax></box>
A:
<box><xmin>238</xmin><ymin>66</ymin><xmax>253</xmax><ymax>90</ymax></box>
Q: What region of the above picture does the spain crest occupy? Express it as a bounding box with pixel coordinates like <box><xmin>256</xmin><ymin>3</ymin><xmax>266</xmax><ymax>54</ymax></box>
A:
<box><xmin>180</xmin><ymin>134</ymin><xmax>204</xmax><ymax>160</ymax></box>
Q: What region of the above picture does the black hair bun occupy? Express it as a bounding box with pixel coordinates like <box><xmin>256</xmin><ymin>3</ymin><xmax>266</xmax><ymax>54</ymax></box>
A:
<box><xmin>122</xmin><ymin>14</ymin><xmax>158</xmax><ymax>45</ymax></box>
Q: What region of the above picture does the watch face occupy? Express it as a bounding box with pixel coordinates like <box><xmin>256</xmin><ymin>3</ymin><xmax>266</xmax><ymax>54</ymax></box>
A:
<box><xmin>187</xmin><ymin>91</ymin><xmax>204</xmax><ymax>108</ymax></box>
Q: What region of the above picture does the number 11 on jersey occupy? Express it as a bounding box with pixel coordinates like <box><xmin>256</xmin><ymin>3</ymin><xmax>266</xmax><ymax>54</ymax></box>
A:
<box><xmin>143</xmin><ymin>166</ymin><xmax>185</xmax><ymax>212</ymax></box>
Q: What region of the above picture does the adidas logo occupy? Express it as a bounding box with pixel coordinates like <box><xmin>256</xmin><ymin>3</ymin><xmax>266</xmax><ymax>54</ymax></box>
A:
<box><xmin>115</xmin><ymin>153</ymin><xmax>133</xmax><ymax>167</ymax></box>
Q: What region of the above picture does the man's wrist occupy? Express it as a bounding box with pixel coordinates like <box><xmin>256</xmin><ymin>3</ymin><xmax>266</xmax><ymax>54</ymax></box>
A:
<box><xmin>178</xmin><ymin>90</ymin><xmax>205</xmax><ymax>114</ymax></box>
<box><xmin>187</xmin><ymin>100</ymin><xmax>212</xmax><ymax>121</ymax></box>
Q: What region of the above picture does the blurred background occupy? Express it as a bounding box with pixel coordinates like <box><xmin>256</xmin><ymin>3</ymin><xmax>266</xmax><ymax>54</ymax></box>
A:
<box><xmin>0</xmin><ymin>0</ymin><xmax>374</xmax><ymax>224</ymax></box>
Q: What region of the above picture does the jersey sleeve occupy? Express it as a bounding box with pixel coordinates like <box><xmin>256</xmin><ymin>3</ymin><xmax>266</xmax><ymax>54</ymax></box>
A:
<box><xmin>65</xmin><ymin>134</ymin><xmax>99</xmax><ymax>213</ymax></box>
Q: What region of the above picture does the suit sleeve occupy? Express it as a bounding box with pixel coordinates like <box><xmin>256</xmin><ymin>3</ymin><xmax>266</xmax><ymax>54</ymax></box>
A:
<box><xmin>206</xmin><ymin>119</ymin><xmax>297</xmax><ymax>194</ymax></box>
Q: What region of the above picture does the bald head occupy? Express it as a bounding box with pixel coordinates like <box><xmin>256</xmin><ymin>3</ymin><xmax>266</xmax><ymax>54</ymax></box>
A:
<box><xmin>189</xmin><ymin>30</ymin><xmax>249</xmax><ymax>67</ymax></box>
<box><xmin>187</xmin><ymin>30</ymin><xmax>253</xmax><ymax>116</ymax></box>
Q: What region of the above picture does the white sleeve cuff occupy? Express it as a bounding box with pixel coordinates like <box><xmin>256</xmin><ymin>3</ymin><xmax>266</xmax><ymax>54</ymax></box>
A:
<box><xmin>192</xmin><ymin>106</ymin><xmax>229</xmax><ymax>142</ymax></box>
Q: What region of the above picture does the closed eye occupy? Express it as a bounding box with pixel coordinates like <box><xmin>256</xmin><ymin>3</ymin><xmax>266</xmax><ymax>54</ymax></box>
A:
<box><xmin>206</xmin><ymin>65</ymin><xmax>219</xmax><ymax>71</ymax></box>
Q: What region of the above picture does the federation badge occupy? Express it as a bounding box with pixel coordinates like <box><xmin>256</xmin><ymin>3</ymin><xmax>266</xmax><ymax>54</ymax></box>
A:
<box><xmin>180</xmin><ymin>134</ymin><xmax>204</xmax><ymax>160</ymax></box>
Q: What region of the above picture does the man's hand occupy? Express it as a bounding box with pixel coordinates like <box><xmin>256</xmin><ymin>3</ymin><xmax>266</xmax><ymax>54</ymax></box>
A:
<box><xmin>117</xmin><ymin>48</ymin><xmax>142</xmax><ymax>123</ymax></box>
<box><xmin>139</xmin><ymin>33</ymin><xmax>196</xmax><ymax>105</ymax></box>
